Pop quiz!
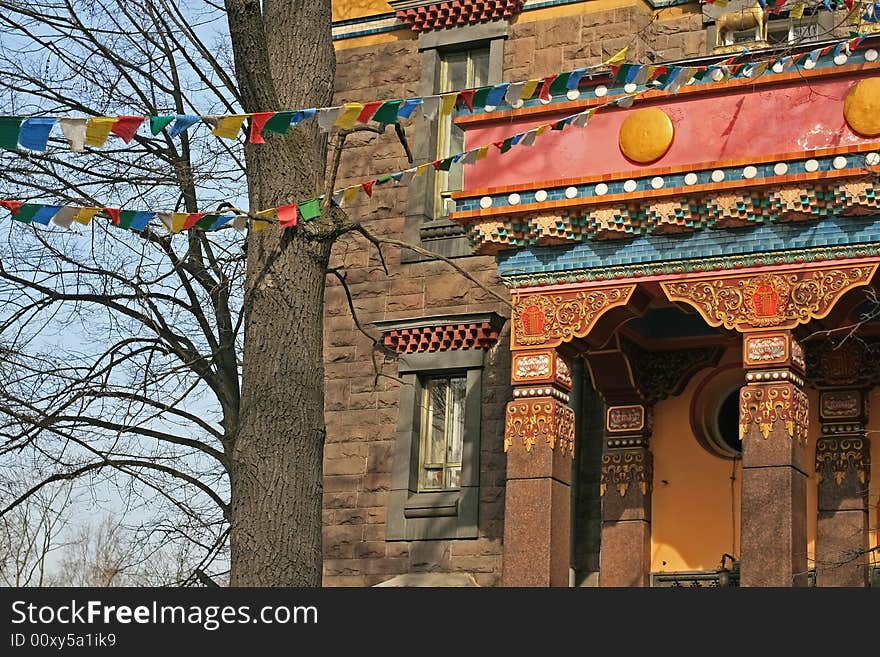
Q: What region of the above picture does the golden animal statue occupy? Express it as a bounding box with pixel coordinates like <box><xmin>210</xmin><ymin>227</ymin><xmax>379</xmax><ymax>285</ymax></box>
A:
<box><xmin>714</xmin><ymin>2</ymin><xmax>769</xmax><ymax>50</ymax></box>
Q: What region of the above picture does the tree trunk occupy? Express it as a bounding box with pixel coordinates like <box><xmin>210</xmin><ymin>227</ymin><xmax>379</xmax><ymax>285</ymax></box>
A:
<box><xmin>224</xmin><ymin>0</ymin><xmax>335</xmax><ymax>586</ymax></box>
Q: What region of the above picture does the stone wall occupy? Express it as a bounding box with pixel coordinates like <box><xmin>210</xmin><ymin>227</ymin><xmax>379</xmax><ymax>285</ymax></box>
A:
<box><xmin>322</xmin><ymin>0</ymin><xmax>708</xmax><ymax>586</ymax></box>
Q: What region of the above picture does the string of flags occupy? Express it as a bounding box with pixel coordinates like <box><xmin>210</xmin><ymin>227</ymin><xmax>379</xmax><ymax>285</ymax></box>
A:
<box><xmin>0</xmin><ymin>87</ymin><xmax>647</xmax><ymax>236</ymax></box>
<box><xmin>704</xmin><ymin>0</ymin><xmax>879</xmax><ymax>20</ymax></box>
<box><xmin>0</xmin><ymin>31</ymin><xmax>870</xmax><ymax>154</ymax></box>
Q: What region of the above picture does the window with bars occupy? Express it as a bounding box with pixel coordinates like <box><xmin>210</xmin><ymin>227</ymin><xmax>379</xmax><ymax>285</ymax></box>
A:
<box><xmin>418</xmin><ymin>375</ymin><xmax>466</xmax><ymax>491</ymax></box>
<box><xmin>435</xmin><ymin>47</ymin><xmax>490</xmax><ymax>216</ymax></box>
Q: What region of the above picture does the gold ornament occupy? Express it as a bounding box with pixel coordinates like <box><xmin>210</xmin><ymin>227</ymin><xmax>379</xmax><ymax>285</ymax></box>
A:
<box><xmin>844</xmin><ymin>78</ymin><xmax>880</xmax><ymax>138</ymax></box>
<box><xmin>618</xmin><ymin>108</ymin><xmax>674</xmax><ymax>164</ymax></box>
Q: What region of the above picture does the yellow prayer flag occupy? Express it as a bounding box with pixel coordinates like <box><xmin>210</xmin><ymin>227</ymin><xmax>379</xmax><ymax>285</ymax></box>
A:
<box><xmin>212</xmin><ymin>114</ymin><xmax>249</xmax><ymax>140</ymax></box>
<box><xmin>520</xmin><ymin>79</ymin><xmax>540</xmax><ymax>100</ymax></box>
<box><xmin>439</xmin><ymin>93</ymin><xmax>458</xmax><ymax>117</ymax></box>
<box><xmin>789</xmin><ymin>0</ymin><xmax>805</xmax><ymax>19</ymax></box>
<box><xmin>414</xmin><ymin>163</ymin><xmax>431</xmax><ymax>177</ymax></box>
<box><xmin>334</xmin><ymin>103</ymin><xmax>364</xmax><ymax>130</ymax></box>
<box><xmin>84</xmin><ymin>117</ymin><xmax>117</xmax><ymax>147</ymax></box>
<box><xmin>603</xmin><ymin>46</ymin><xmax>628</xmax><ymax>67</ymax></box>
<box><xmin>475</xmin><ymin>145</ymin><xmax>490</xmax><ymax>161</ymax></box>
<box><xmin>751</xmin><ymin>61</ymin><xmax>770</xmax><ymax>78</ymax></box>
<box><xmin>250</xmin><ymin>208</ymin><xmax>273</xmax><ymax>232</ymax></box>
<box><xmin>342</xmin><ymin>186</ymin><xmax>360</xmax><ymax>205</ymax></box>
<box><xmin>73</xmin><ymin>207</ymin><xmax>100</xmax><ymax>225</ymax></box>
<box><xmin>535</xmin><ymin>125</ymin><xmax>550</xmax><ymax>137</ymax></box>
<box><xmin>171</xmin><ymin>212</ymin><xmax>188</xmax><ymax>233</ymax></box>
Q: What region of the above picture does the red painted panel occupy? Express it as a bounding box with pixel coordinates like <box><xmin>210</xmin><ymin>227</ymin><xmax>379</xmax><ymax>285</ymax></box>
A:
<box><xmin>462</xmin><ymin>74</ymin><xmax>876</xmax><ymax>192</ymax></box>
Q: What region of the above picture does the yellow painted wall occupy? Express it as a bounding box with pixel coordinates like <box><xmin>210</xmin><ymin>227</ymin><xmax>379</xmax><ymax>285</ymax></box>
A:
<box><xmin>650</xmin><ymin>347</ymin><xmax>832</xmax><ymax>573</ymax></box>
<box><xmin>332</xmin><ymin>0</ymin><xmax>392</xmax><ymax>22</ymax></box>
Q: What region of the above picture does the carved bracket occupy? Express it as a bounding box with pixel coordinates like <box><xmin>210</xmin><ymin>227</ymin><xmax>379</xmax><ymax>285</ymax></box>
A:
<box><xmin>621</xmin><ymin>338</ymin><xmax>723</xmax><ymax>404</ymax></box>
<box><xmin>740</xmin><ymin>382</ymin><xmax>809</xmax><ymax>444</ymax></box>
<box><xmin>660</xmin><ymin>264</ymin><xmax>878</xmax><ymax>332</ymax></box>
<box><xmin>511</xmin><ymin>284</ymin><xmax>637</xmax><ymax>350</ymax></box>
<box><xmin>504</xmin><ymin>396</ymin><xmax>575</xmax><ymax>455</ymax></box>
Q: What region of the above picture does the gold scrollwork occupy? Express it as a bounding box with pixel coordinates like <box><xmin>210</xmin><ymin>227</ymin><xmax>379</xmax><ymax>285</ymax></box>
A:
<box><xmin>600</xmin><ymin>450</ymin><xmax>651</xmax><ymax>498</ymax></box>
<box><xmin>739</xmin><ymin>382</ymin><xmax>808</xmax><ymax>443</ymax></box>
<box><xmin>504</xmin><ymin>397</ymin><xmax>575</xmax><ymax>455</ymax></box>
<box><xmin>661</xmin><ymin>265</ymin><xmax>877</xmax><ymax>331</ymax></box>
<box><xmin>815</xmin><ymin>437</ymin><xmax>870</xmax><ymax>486</ymax></box>
<box><xmin>512</xmin><ymin>285</ymin><xmax>636</xmax><ymax>349</ymax></box>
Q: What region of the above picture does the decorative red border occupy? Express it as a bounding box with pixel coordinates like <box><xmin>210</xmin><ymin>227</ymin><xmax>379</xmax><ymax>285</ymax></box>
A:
<box><xmin>383</xmin><ymin>321</ymin><xmax>501</xmax><ymax>353</ymax></box>
<box><xmin>395</xmin><ymin>0</ymin><xmax>524</xmax><ymax>33</ymax></box>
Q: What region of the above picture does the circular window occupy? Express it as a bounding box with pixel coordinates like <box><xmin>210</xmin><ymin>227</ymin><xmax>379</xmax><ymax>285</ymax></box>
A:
<box><xmin>690</xmin><ymin>365</ymin><xmax>744</xmax><ymax>459</ymax></box>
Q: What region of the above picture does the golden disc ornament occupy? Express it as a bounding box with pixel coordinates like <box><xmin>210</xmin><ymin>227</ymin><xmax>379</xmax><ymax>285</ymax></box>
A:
<box><xmin>844</xmin><ymin>78</ymin><xmax>880</xmax><ymax>138</ymax></box>
<box><xmin>618</xmin><ymin>108</ymin><xmax>674</xmax><ymax>164</ymax></box>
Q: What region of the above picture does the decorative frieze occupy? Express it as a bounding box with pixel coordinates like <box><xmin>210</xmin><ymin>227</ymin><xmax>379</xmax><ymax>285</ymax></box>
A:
<box><xmin>621</xmin><ymin>339</ymin><xmax>722</xmax><ymax>405</ymax></box>
<box><xmin>815</xmin><ymin>437</ymin><xmax>870</xmax><ymax>486</ymax></box>
<box><xmin>392</xmin><ymin>0</ymin><xmax>524</xmax><ymax>32</ymax></box>
<box><xmin>819</xmin><ymin>390</ymin><xmax>863</xmax><ymax>422</ymax></box>
<box><xmin>600</xmin><ymin>449</ymin><xmax>652</xmax><ymax>498</ymax></box>
<box><xmin>606</xmin><ymin>405</ymin><xmax>645</xmax><ymax>433</ymax></box>
<box><xmin>504</xmin><ymin>396</ymin><xmax>575</xmax><ymax>455</ymax></box>
<box><xmin>739</xmin><ymin>382</ymin><xmax>809</xmax><ymax>443</ymax></box>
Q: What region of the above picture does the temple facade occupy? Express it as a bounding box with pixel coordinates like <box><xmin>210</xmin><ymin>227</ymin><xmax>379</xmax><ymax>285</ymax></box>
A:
<box><xmin>323</xmin><ymin>0</ymin><xmax>880</xmax><ymax>586</ymax></box>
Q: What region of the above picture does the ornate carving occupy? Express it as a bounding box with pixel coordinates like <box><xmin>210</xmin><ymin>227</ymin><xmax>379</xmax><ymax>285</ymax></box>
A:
<box><xmin>555</xmin><ymin>355</ymin><xmax>572</xmax><ymax>389</ymax></box>
<box><xmin>504</xmin><ymin>397</ymin><xmax>575</xmax><ymax>455</ymax></box>
<box><xmin>512</xmin><ymin>285</ymin><xmax>636</xmax><ymax>349</ymax></box>
<box><xmin>819</xmin><ymin>390</ymin><xmax>862</xmax><ymax>421</ymax></box>
<box><xmin>607</xmin><ymin>405</ymin><xmax>645</xmax><ymax>433</ymax></box>
<box><xmin>513</xmin><ymin>353</ymin><xmax>551</xmax><ymax>379</ymax></box>
<box><xmin>815</xmin><ymin>437</ymin><xmax>870</xmax><ymax>486</ymax></box>
<box><xmin>739</xmin><ymin>382</ymin><xmax>808</xmax><ymax>443</ymax></box>
<box><xmin>803</xmin><ymin>339</ymin><xmax>880</xmax><ymax>388</ymax></box>
<box><xmin>600</xmin><ymin>450</ymin><xmax>652</xmax><ymax>497</ymax></box>
<box><xmin>745</xmin><ymin>334</ymin><xmax>787</xmax><ymax>364</ymax></box>
<box><xmin>621</xmin><ymin>339</ymin><xmax>722</xmax><ymax>405</ymax></box>
<box><xmin>661</xmin><ymin>265</ymin><xmax>877</xmax><ymax>331</ymax></box>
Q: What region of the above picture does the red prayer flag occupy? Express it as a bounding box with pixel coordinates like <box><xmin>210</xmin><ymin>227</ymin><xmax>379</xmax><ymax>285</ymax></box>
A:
<box><xmin>431</xmin><ymin>159</ymin><xmax>442</xmax><ymax>170</ymax></box>
<box><xmin>104</xmin><ymin>207</ymin><xmax>121</xmax><ymax>225</ymax></box>
<box><xmin>110</xmin><ymin>116</ymin><xmax>145</xmax><ymax>143</ymax></box>
<box><xmin>0</xmin><ymin>200</ymin><xmax>22</xmax><ymax>214</ymax></box>
<box><xmin>357</xmin><ymin>101</ymin><xmax>383</xmax><ymax>123</ymax></box>
<box><xmin>457</xmin><ymin>89</ymin><xmax>475</xmax><ymax>112</ymax></box>
<box><xmin>773</xmin><ymin>0</ymin><xmax>785</xmax><ymax>12</ymax></box>
<box><xmin>539</xmin><ymin>75</ymin><xmax>555</xmax><ymax>101</ymax></box>
<box><xmin>493</xmin><ymin>140</ymin><xmax>505</xmax><ymax>150</ymax></box>
<box><xmin>249</xmin><ymin>112</ymin><xmax>274</xmax><ymax>144</ymax></box>
<box><xmin>183</xmin><ymin>212</ymin><xmax>205</xmax><ymax>230</ymax></box>
<box><xmin>361</xmin><ymin>181</ymin><xmax>374</xmax><ymax>198</ymax></box>
<box><xmin>844</xmin><ymin>0</ymin><xmax>854</xmax><ymax>9</ymax></box>
<box><xmin>277</xmin><ymin>203</ymin><xmax>298</xmax><ymax>228</ymax></box>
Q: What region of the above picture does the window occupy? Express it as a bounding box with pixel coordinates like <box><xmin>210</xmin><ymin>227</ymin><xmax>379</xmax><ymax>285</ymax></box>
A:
<box><xmin>436</xmin><ymin>47</ymin><xmax>490</xmax><ymax>213</ymax></box>
<box><xmin>419</xmin><ymin>375</ymin><xmax>466</xmax><ymax>490</ymax></box>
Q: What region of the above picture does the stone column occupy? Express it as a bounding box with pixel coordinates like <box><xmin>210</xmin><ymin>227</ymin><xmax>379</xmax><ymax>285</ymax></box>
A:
<box><xmin>502</xmin><ymin>349</ymin><xmax>575</xmax><ymax>587</ymax></box>
<box><xmin>815</xmin><ymin>388</ymin><xmax>871</xmax><ymax>587</ymax></box>
<box><xmin>739</xmin><ymin>331</ymin><xmax>809</xmax><ymax>586</ymax></box>
<box><xmin>599</xmin><ymin>402</ymin><xmax>652</xmax><ymax>587</ymax></box>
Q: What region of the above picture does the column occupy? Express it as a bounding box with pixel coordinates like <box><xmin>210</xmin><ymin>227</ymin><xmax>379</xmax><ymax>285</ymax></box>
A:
<box><xmin>739</xmin><ymin>331</ymin><xmax>809</xmax><ymax>586</ymax></box>
<box><xmin>815</xmin><ymin>388</ymin><xmax>871</xmax><ymax>587</ymax></box>
<box><xmin>599</xmin><ymin>401</ymin><xmax>652</xmax><ymax>587</ymax></box>
<box><xmin>502</xmin><ymin>349</ymin><xmax>575</xmax><ymax>587</ymax></box>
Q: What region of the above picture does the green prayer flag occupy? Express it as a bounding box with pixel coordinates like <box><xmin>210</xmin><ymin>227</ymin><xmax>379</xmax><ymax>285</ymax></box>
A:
<box><xmin>376</xmin><ymin>175</ymin><xmax>392</xmax><ymax>186</ymax></box>
<box><xmin>11</xmin><ymin>203</ymin><xmax>40</xmax><ymax>223</ymax></box>
<box><xmin>499</xmin><ymin>138</ymin><xmax>514</xmax><ymax>154</ymax></box>
<box><xmin>437</xmin><ymin>157</ymin><xmax>454</xmax><ymax>172</ymax></box>
<box><xmin>549</xmin><ymin>72</ymin><xmax>572</xmax><ymax>96</ymax></box>
<box><xmin>149</xmin><ymin>116</ymin><xmax>175</xmax><ymax>135</ymax></box>
<box><xmin>262</xmin><ymin>111</ymin><xmax>296</xmax><ymax>135</ymax></box>
<box><xmin>298</xmin><ymin>198</ymin><xmax>321</xmax><ymax>221</ymax></box>
<box><xmin>117</xmin><ymin>210</ymin><xmax>137</xmax><ymax>229</ymax></box>
<box><xmin>196</xmin><ymin>213</ymin><xmax>219</xmax><ymax>230</ymax></box>
<box><xmin>371</xmin><ymin>100</ymin><xmax>403</xmax><ymax>124</ymax></box>
<box><xmin>0</xmin><ymin>117</ymin><xmax>23</xmax><ymax>151</ymax></box>
<box><xmin>472</xmin><ymin>86</ymin><xmax>491</xmax><ymax>109</ymax></box>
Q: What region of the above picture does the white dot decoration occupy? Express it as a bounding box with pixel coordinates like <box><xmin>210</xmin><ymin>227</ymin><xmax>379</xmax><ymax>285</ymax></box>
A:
<box><xmin>534</xmin><ymin>189</ymin><xmax>548</xmax><ymax>202</ymax></box>
<box><xmin>804</xmin><ymin>58</ymin><xmax>816</xmax><ymax>70</ymax></box>
<box><xmin>484</xmin><ymin>105</ymin><xmax>496</xmax><ymax>113</ymax></box>
<box><xmin>479</xmin><ymin>196</ymin><xmax>493</xmax><ymax>209</ymax></box>
<box><xmin>742</xmin><ymin>166</ymin><xmax>758</xmax><ymax>179</ymax></box>
<box><xmin>508</xmin><ymin>193</ymin><xmax>521</xmax><ymax>205</ymax></box>
<box><xmin>774</xmin><ymin>162</ymin><xmax>788</xmax><ymax>176</ymax></box>
<box><xmin>565</xmin><ymin>186</ymin><xmax>578</xmax><ymax>199</ymax></box>
<box><xmin>539</xmin><ymin>96</ymin><xmax>551</xmax><ymax>105</ymax></box>
<box><xmin>684</xmin><ymin>173</ymin><xmax>698</xmax><ymax>186</ymax></box>
<box><xmin>710</xmin><ymin>68</ymin><xmax>724</xmax><ymax>82</ymax></box>
<box><xmin>623</xmin><ymin>179</ymin><xmax>638</xmax><ymax>193</ymax></box>
<box><xmin>804</xmin><ymin>159</ymin><xmax>819</xmax><ymax>173</ymax></box>
<box><xmin>624</xmin><ymin>83</ymin><xmax>637</xmax><ymax>93</ymax></box>
<box><xmin>711</xmin><ymin>169</ymin><xmax>725</xmax><ymax>183</ymax></box>
<box><xmin>833</xmin><ymin>53</ymin><xmax>848</xmax><ymax>66</ymax></box>
<box><xmin>595</xmin><ymin>85</ymin><xmax>608</xmax><ymax>97</ymax></box>
<box><xmin>772</xmin><ymin>62</ymin><xmax>784</xmax><ymax>74</ymax></box>
<box><xmin>651</xmin><ymin>177</ymin><xmax>664</xmax><ymax>190</ymax></box>
<box><xmin>866</xmin><ymin>152</ymin><xmax>880</xmax><ymax>167</ymax></box>
<box><xmin>866</xmin><ymin>49</ymin><xmax>879</xmax><ymax>62</ymax></box>
<box><xmin>832</xmin><ymin>156</ymin><xmax>847</xmax><ymax>170</ymax></box>
<box><xmin>511</xmin><ymin>99</ymin><xmax>524</xmax><ymax>109</ymax></box>
<box><xmin>595</xmin><ymin>183</ymin><xmax>608</xmax><ymax>196</ymax></box>
<box><xmin>566</xmin><ymin>89</ymin><xmax>581</xmax><ymax>101</ymax></box>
